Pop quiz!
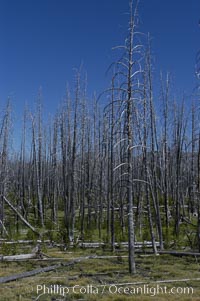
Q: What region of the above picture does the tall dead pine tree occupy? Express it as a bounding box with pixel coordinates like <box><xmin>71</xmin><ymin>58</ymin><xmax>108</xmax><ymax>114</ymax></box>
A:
<box><xmin>0</xmin><ymin>101</ymin><xmax>11</xmax><ymax>235</ymax></box>
<box><xmin>111</xmin><ymin>0</ymin><xmax>143</xmax><ymax>274</ymax></box>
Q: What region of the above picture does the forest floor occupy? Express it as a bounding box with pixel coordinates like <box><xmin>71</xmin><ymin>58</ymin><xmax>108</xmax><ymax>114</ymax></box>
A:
<box><xmin>0</xmin><ymin>245</ymin><xmax>200</xmax><ymax>301</ymax></box>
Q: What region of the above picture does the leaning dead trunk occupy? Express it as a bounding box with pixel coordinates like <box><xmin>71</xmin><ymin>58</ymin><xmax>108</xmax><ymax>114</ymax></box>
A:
<box><xmin>3</xmin><ymin>196</ymin><xmax>40</xmax><ymax>236</ymax></box>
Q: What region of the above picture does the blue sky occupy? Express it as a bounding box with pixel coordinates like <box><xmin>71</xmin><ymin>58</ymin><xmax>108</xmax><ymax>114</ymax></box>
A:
<box><xmin>0</xmin><ymin>0</ymin><xmax>200</xmax><ymax>122</ymax></box>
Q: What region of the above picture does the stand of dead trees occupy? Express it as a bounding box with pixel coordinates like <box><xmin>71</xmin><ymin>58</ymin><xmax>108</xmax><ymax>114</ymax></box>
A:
<box><xmin>0</xmin><ymin>1</ymin><xmax>200</xmax><ymax>275</ymax></box>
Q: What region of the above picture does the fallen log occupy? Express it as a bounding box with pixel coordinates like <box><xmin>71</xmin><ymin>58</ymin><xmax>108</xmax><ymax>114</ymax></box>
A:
<box><xmin>80</xmin><ymin>242</ymin><xmax>105</xmax><ymax>248</ymax></box>
<box><xmin>0</xmin><ymin>255</ymin><xmax>96</xmax><ymax>284</ymax></box>
<box><xmin>0</xmin><ymin>244</ymin><xmax>44</xmax><ymax>261</ymax></box>
<box><xmin>0</xmin><ymin>240</ymin><xmax>50</xmax><ymax>245</ymax></box>
<box><xmin>0</xmin><ymin>253</ymin><xmax>39</xmax><ymax>261</ymax></box>
<box><xmin>158</xmin><ymin>250</ymin><xmax>200</xmax><ymax>257</ymax></box>
<box><xmin>79</xmin><ymin>241</ymin><xmax>160</xmax><ymax>249</ymax></box>
<box><xmin>136</xmin><ymin>250</ymin><xmax>200</xmax><ymax>257</ymax></box>
<box><xmin>0</xmin><ymin>264</ymin><xmax>61</xmax><ymax>284</ymax></box>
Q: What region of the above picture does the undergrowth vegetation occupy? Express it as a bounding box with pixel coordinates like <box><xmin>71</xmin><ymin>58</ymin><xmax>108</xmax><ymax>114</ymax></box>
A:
<box><xmin>0</xmin><ymin>247</ymin><xmax>200</xmax><ymax>301</ymax></box>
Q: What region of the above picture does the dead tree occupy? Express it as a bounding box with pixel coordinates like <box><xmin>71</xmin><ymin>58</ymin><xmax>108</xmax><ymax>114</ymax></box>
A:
<box><xmin>160</xmin><ymin>74</ymin><xmax>170</xmax><ymax>233</ymax></box>
<box><xmin>196</xmin><ymin>40</ymin><xmax>200</xmax><ymax>251</ymax></box>
<box><xmin>60</xmin><ymin>90</ymin><xmax>70</xmax><ymax>242</ymax></box>
<box><xmin>109</xmin><ymin>0</ymin><xmax>143</xmax><ymax>274</ymax></box>
<box><xmin>30</xmin><ymin>101</ymin><xmax>44</xmax><ymax>228</ymax></box>
<box><xmin>143</xmin><ymin>61</ymin><xmax>157</xmax><ymax>254</ymax></box>
<box><xmin>51</xmin><ymin>115</ymin><xmax>59</xmax><ymax>223</ymax></box>
<box><xmin>0</xmin><ymin>100</ymin><xmax>11</xmax><ymax>235</ymax></box>
<box><xmin>172</xmin><ymin>101</ymin><xmax>187</xmax><ymax>237</ymax></box>
<box><xmin>146</xmin><ymin>40</ymin><xmax>163</xmax><ymax>250</ymax></box>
